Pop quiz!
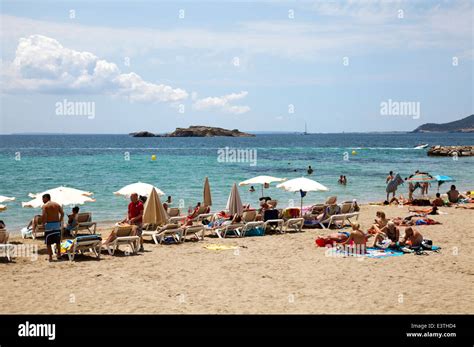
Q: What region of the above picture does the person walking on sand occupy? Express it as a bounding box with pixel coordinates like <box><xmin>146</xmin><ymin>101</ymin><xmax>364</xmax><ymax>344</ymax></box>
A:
<box><xmin>41</xmin><ymin>194</ymin><xmax>64</xmax><ymax>262</ymax></box>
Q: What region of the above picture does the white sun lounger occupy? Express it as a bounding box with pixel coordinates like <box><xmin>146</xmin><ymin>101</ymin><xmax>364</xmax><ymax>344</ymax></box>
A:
<box><xmin>142</xmin><ymin>224</ymin><xmax>183</xmax><ymax>244</ymax></box>
<box><xmin>210</xmin><ymin>223</ymin><xmax>245</xmax><ymax>238</ymax></box>
<box><xmin>284</xmin><ymin>218</ymin><xmax>305</xmax><ymax>232</ymax></box>
<box><xmin>182</xmin><ymin>225</ymin><xmax>206</xmax><ymax>241</ymax></box>
<box><xmin>0</xmin><ymin>229</ymin><xmax>14</xmax><ymax>261</ymax></box>
<box><xmin>263</xmin><ymin>219</ymin><xmax>284</xmax><ymax>234</ymax></box>
<box><xmin>326</xmin><ymin>212</ymin><xmax>360</xmax><ymax>229</ymax></box>
<box><xmin>53</xmin><ymin>236</ymin><xmax>102</xmax><ymax>261</ymax></box>
<box><xmin>103</xmin><ymin>225</ymin><xmax>140</xmax><ymax>255</ymax></box>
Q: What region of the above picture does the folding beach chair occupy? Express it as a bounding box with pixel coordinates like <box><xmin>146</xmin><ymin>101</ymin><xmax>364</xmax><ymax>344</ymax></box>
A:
<box><xmin>69</xmin><ymin>212</ymin><xmax>97</xmax><ymax>237</ymax></box>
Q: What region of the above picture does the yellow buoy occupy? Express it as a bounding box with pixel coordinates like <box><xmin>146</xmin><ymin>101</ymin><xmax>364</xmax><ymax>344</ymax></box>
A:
<box><xmin>351</xmin><ymin>150</ymin><xmax>357</xmax><ymax>155</ymax></box>
<box><xmin>151</xmin><ymin>154</ymin><xmax>157</xmax><ymax>161</ymax></box>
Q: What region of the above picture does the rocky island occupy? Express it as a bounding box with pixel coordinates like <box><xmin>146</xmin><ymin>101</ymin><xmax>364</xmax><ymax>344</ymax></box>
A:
<box><xmin>412</xmin><ymin>114</ymin><xmax>474</xmax><ymax>133</ymax></box>
<box><xmin>130</xmin><ymin>126</ymin><xmax>255</xmax><ymax>137</ymax></box>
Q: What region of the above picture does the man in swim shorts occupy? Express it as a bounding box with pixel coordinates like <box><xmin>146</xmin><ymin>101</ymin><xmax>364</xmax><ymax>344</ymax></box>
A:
<box><xmin>41</xmin><ymin>194</ymin><xmax>64</xmax><ymax>262</ymax></box>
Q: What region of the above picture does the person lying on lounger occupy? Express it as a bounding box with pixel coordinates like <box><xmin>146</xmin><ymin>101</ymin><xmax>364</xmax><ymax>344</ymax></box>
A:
<box><xmin>372</xmin><ymin>221</ymin><xmax>399</xmax><ymax>248</ymax></box>
<box><xmin>399</xmin><ymin>227</ymin><xmax>423</xmax><ymax>248</ymax></box>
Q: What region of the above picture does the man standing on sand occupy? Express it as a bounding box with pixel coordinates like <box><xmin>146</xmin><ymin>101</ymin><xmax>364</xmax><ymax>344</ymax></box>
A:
<box><xmin>41</xmin><ymin>194</ymin><xmax>64</xmax><ymax>262</ymax></box>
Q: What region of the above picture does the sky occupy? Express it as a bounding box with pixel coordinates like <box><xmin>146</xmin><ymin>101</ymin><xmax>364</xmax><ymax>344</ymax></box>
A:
<box><xmin>0</xmin><ymin>0</ymin><xmax>472</xmax><ymax>134</ymax></box>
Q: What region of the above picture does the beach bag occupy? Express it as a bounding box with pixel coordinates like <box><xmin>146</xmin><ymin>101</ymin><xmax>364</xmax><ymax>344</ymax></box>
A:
<box><xmin>421</xmin><ymin>239</ymin><xmax>433</xmax><ymax>250</ymax></box>
<box><xmin>245</xmin><ymin>226</ymin><xmax>265</xmax><ymax>237</ymax></box>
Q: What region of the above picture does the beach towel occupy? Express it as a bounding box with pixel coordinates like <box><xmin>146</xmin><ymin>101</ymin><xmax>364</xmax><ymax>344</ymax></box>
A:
<box><xmin>204</xmin><ymin>244</ymin><xmax>238</xmax><ymax>251</ymax></box>
<box><xmin>327</xmin><ymin>247</ymin><xmax>405</xmax><ymax>259</ymax></box>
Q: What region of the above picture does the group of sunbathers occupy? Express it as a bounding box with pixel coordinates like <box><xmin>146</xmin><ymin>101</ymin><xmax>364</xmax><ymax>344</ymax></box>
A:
<box><xmin>316</xmin><ymin>210</ymin><xmax>427</xmax><ymax>254</ymax></box>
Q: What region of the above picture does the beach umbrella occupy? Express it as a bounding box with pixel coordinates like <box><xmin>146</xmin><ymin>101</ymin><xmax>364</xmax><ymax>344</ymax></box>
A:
<box><xmin>239</xmin><ymin>175</ymin><xmax>286</xmax><ymax>197</ymax></box>
<box><xmin>22</xmin><ymin>186</ymin><xmax>95</xmax><ymax>208</ymax></box>
<box><xmin>434</xmin><ymin>175</ymin><xmax>455</xmax><ymax>192</ymax></box>
<box><xmin>114</xmin><ymin>182</ymin><xmax>165</xmax><ymax>198</ymax></box>
<box><xmin>226</xmin><ymin>183</ymin><xmax>243</xmax><ymax>215</ymax></box>
<box><xmin>406</xmin><ymin>172</ymin><xmax>436</xmax><ymax>183</ymax></box>
<box><xmin>0</xmin><ymin>196</ymin><xmax>15</xmax><ymax>203</ymax></box>
<box><xmin>277</xmin><ymin>177</ymin><xmax>329</xmax><ymax>216</ymax></box>
<box><xmin>203</xmin><ymin>176</ymin><xmax>212</xmax><ymax>207</ymax></box>
<box><xmin>143</xmin><ymin>187</ymin><xmax>169</xmax><ymax>225</ymax></box>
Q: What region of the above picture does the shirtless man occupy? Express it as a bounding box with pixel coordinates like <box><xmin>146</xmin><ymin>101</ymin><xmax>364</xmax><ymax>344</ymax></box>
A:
<box><xmin>339</xmin><ymin>223</ymin><xmax>367</xmax><ymax>255</ymax></box>
<box><xmin>447</xmin><ymin>185</ymin><xmax>467</xmax><ymax>203</ymax></box>
<box><xmin>399</xmin><ymin>227</ymin><xmax>423</xmax><ymax>248</ymax></box>
<box><xmin>373</xmin><ymin>221</ymin><xmax>399</xmax><ymax>248</ymax></box>
<box><xmin>41</xmin><ymin>194</ymin><xmax>64</xmax><ymax>261</ymax></box>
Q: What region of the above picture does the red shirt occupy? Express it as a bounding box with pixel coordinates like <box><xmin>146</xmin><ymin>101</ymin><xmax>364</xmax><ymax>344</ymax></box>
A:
<box><xmin>128</xmin><ymin>201</ymin><xmax>144</xmax><ymax>224</ymax></box>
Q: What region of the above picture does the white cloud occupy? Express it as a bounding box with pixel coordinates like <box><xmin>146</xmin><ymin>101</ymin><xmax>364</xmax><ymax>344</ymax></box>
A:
<box><xmin>193</xmin><ymin>91</ymin><xmax>250</xmax><ymax>114</ymax></box>
<box><xmin>3</xmin><ymin>35</ymin><xmax>188</xmax><ymax>103</ymax></box>
<box><xmin>1</xmin><ymin>1</ymin><xmax>472</xmax><ymax>65</ymax></box>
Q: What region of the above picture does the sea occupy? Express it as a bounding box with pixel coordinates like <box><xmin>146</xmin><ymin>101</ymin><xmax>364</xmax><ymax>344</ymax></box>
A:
<box><xmin>0</xmin><ymin>132</ymin><xmax>473</xmax><ymax>231</ymax></box>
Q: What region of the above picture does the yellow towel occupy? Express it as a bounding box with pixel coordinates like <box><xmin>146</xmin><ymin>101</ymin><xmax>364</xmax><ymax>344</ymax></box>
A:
<box><xmin>204</xmin><ymin>244</ymin><xmax>238</xmax><ymax>251</ymax></box>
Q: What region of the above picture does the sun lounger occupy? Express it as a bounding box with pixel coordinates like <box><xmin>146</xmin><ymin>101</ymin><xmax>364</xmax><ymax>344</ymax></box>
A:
<box><xmin>284</xmin><ymin>218</ymin><xmax>304</xmax><ymax>232</ymax></box>
<box><xmin>32</xmin><ymin>216</ymin><xmax>45</xmax><ymax>240</ymax></box>
<box><xmin>69</xmin><ymin>212</ymin><xmax>97</xmax><ymax>237</ymax></box>
<box><xmin>242</xmin><ymin>210</ymin><xmax>257</xmax><ymax>223</ymax></box>
<box><xmin>323</xmin><ymin>201</ymin><xmax>359</xmax><ymax>229</ymax></box>
<box><xmin>263</xmin><ymin>209</ymin><xmax>284</xmax><ymax>234</ymax></box>
<box><xmin>103</xmin><ymin>225</ymin><xmax>140</xmax><ymax>255</ymax></box>
<box><xmin>53</xmin><ymin>235</ymin><xmax>102</xmax><ymax>261</ymax></box>
<box><xmin>142</xmin><ymin>224</ymin><xmax>183</xmax><ymax>244</ymax></box>
<box><xmin>0</xmin><ymin>229</ymin><xmax>14</xmax><ymax>261</ymax></box>
<box><xmin>182</xmin><ymin>225</ymin><xmax>206</xmax><ymax>241</ymax></box>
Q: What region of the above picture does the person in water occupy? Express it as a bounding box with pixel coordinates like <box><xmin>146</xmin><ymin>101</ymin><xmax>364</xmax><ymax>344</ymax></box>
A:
<box><xmin>307</xmin><ymin>166</ymin><xmax>314</xmax><ymax>175</ymax></box>
<box><xmin>249</xmin><ymin>186</ymin><xmax>256</xmax><ymax>192</ymax></box>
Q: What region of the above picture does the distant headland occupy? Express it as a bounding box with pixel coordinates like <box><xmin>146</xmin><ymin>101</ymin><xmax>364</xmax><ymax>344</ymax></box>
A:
<box><xmin>130</xmin><ymin>125</ymin><xmax>255</xmax><ymax>137</ymax></box>
<box><xmin>412</xmin><ymin>114</ymin><xmax>474</xmax><ymax>133</ymax></box>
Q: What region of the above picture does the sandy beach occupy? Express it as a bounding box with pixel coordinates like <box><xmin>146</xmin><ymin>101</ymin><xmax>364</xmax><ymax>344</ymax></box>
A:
<box><xmin>1</xmin><ymin>204</ymin><xmax>473</xmax><ymax>314</ymax></box>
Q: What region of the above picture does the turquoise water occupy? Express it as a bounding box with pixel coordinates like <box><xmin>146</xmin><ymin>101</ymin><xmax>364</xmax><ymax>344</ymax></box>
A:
<box><xmin>0</xmin><ymin>133</ymin><xmax>473</xmax><ymax>231</ymax></box>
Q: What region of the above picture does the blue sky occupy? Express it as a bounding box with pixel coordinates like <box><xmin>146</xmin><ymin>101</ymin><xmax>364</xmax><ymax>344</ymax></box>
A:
<box><xmin>0</xmin><ymin>0</ymin><xmax>472</xmax><ymax>134</ymax></box>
